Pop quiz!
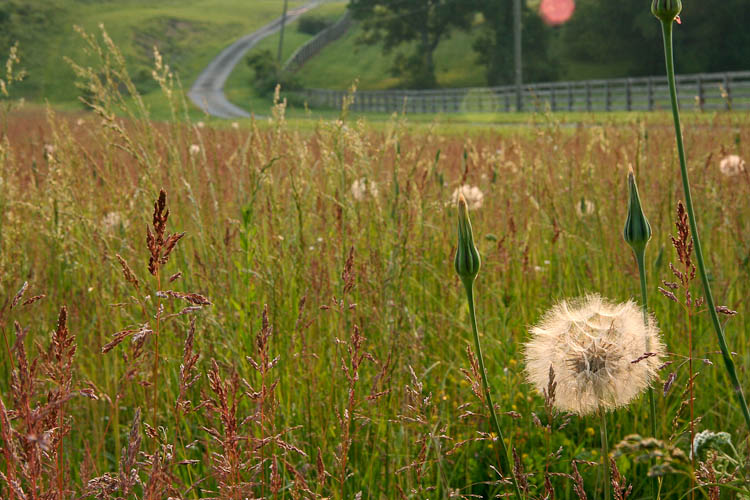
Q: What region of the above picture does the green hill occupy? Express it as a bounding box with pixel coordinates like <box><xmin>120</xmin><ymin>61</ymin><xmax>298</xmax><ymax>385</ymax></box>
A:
<box><xmin>1</xmin><ymin>0</ymin><xmax>304</xmax><ymax>105</ymax></box>
<box><xmin>294</xmin><ymin>21</ymin><xmax>488</xmax><ymax>91</ymax></box>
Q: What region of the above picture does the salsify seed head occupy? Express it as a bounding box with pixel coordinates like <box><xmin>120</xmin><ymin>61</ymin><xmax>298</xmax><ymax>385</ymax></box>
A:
<box><xmin>524</xmin><ymin>294</ymin><xmax>664</xmax><ymax>415</ymax></box>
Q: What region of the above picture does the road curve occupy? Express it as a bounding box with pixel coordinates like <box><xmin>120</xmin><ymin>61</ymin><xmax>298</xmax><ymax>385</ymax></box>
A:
<box><xmin>189</xmin><ymin>1</ymin><xmax>321</xmax><ymax>118</ymax></box>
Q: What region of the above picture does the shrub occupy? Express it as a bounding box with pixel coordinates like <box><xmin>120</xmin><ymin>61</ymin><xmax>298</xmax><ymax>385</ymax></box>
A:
<box><xmin>297</xmin><ymin>14</ymin><xmax>330</xmax><ymax>35</ymax></box>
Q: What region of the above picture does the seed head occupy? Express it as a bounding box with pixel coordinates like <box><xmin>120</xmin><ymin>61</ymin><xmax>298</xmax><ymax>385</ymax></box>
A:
<box><xmin>623</xmin><ymin>167</ymin><xmax>652</xmax><ymax>257</ymax></box>
<box><xmin>651</xmin><ymin>0</ymin><xmax>681</xmax><ymax>24</ymax></box>
<box><xmin>454</xmin><ymin>194</ymin><xmax>480</xmax><ymax>286</ymax></box>
<box><xmin>524</xmin><ymin>295</ymin><xmax>664</xmax><ymax>415</ymax></box>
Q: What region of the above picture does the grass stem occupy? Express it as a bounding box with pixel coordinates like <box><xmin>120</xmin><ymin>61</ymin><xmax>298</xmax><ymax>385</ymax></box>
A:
<box><xmin>635</xmin><ymin>253</ymin><xmax>659</xmax><ymax>499</ymax></box>
<box><xmin>600</xmin><ymin>408</ymin><xmax>610</xmax><ymax>500</ymax></box>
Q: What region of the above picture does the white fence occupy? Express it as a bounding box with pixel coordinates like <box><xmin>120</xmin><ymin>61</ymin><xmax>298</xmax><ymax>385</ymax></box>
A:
<box><xmin>293</xmin><ymin>71</ymin><xmax>750</xmax><ymax>113</ymax></box>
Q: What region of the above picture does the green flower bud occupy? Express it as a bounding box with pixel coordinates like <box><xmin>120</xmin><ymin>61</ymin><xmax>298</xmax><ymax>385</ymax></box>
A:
<box><xmin>454</xmin><ymin>194</ymin><xmax>481</xmax><ymax>285</ymax></box>
<box><xmin>651</xmin><ymin>0</ymin><xmax>682</xmax><ymax>24</ymax></box>
<box><xmin>623</xmin><ymin>167</ymin><xmax>652</xmax><ymax>256</ymax></box>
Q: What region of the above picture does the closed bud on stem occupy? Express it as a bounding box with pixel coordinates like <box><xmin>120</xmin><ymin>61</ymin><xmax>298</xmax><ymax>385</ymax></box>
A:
<box><xmin>454</xmin><ymin>194</ymin><xmax>481</xmax><ymax>286</ymax></box>
<box><xmin>623</xmin><ymin>167</ymin><xmax>652</xmax><ymax>257</ymax></box>
<box><xmin>651</xmin><ymin>0</ymin><xmax>681</xmax><ymax>24</ymax></box>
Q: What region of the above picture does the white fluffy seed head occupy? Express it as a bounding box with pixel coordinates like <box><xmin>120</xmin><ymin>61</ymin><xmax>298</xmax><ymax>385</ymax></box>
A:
<box><xmin>450</xmin><ymin>185</ymin><xmax>484</xmax><ymax>210</ymax></box>
<box><xmin>351</xmin><ymin>177</ymin><xmax>378</xmax><ymax>201</ymax></box>
<box><xmin>524</xmin><ymin>294</ymin><xmax>664</xmax><ymax>415</ymax></box>
<box><xmin>719</xmin><ymin>155</ymin><xmax>745</xmax><ymax>177</ymax></box>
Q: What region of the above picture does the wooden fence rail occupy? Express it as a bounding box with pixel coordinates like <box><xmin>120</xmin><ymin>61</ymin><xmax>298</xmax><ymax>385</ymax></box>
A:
<box><xmin>292</xmin><ymin>71</ymin><xmax>750</xmax><ymax>113</ymax></box>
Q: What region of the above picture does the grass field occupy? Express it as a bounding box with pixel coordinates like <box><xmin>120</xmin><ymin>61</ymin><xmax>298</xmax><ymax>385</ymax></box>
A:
<box><xmin>2</xmin><ymin>32</ymin><xmax>750</xmax><ymax>499</ymax></box>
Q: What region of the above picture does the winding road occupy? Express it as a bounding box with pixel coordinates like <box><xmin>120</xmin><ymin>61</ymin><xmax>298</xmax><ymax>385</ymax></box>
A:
<box><xmin>188</xmin><ymin>1</ymin><xmax>321</xmax><ymax>118</ymax></box>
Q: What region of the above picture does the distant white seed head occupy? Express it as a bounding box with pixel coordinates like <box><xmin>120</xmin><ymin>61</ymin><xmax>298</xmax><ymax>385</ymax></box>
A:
<box><xmin>575</xmin><ymin>198</ymin><xmax>596</xmax><ymax>217</ymax></box>
<box><xmin>189</xmin><ymin>144</ymin><xmax>201</xmax><ymax>156</ymax></box>
<box><xmin>450</xmin><ymin>185</ymin><xmax>484</xmax><ymax>210</ymax></box>
<box><xmin>351</xmin><ymin>177</ymin><xmax>378</xmax><ymax>201</ymax></box>
<box><xmin>524</xmin><ymin>294</ymin><xmax>664</xmax><ymax>415</ymax></box>
<box><xmin>719</xmin><ymin>155</ymin><xmax>745</xmax><ymax>177</ymax></box>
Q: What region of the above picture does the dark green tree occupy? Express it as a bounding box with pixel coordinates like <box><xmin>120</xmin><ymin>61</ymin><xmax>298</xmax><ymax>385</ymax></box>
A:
<box><xmin>559</xmin><ymin>0</ymin><xmax>749</xmax><ymax>79</ymax></box>
<box><xmin>348</xmin><ymin>0</ymin><xmax>473</xmax><ymax>88</ymax></box>
<box><xmin>472</xmin><ymin>0</ymin><xmax>559</xmax><ymax>86</ymax></box>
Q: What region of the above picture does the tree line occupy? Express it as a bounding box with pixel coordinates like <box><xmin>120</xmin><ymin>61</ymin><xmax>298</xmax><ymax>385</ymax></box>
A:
<box><xmin>348</xmin><ymin>0</ymin><xmax>750</xmax><ymax>89</ymax></box>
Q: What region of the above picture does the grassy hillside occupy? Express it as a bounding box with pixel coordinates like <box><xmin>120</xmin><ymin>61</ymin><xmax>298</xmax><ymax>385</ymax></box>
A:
<box><xmin>1</xmin><ymin>0</ymin><xmax>304</xmax><ymax>104</ymax></box>
<box><xmin>294</xmin><ymin>21</ymin><xmax>487</xmax><ymax>91</ymax></box>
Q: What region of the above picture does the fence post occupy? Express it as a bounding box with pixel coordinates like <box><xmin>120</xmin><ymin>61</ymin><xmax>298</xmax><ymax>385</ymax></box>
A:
<box><xmin>626</xmin><ymin>79</ymin><xmax>632</xmax><ymax>111</ymax></box>
<box><xmin>697</xmin><ymin>74</ymin><xmax>704</xmax><ymax>111</ymax></box>
<box><xmin>724</xmin><ymin>73</ymin><xmax>732</xmax><ymax>110</ymax></box>
<box><xmin>605</xmin><ymin>81</ymin><xmax>611</xmax><ymax>111</ymax></box>
<box><xmin>647</xmin><ymin>77</ymin><xmax>654</xmax><ymax>111</ymax></box>
<box><xmin>585</xmin><ymin>82</ymin><xmax>591</xmax><ymax>112</ymax></box>
<box><xmin>567</xmin><ymin>82</ymin><xmax>573</xmax><ymax>111</ymax></box>
<box><xmin>551</xmin><ymin>87</ymin><xmax>556</xmax><ymax>111</ymax></box>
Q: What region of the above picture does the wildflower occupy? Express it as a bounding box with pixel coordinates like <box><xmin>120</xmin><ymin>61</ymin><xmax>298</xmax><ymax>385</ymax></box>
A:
<box><xmin>575</xmin><ymin>198</ymin><xmax>595</xmax><ymax>217</ymax></box>
<box><xmin>691</xmin><ymin>429</ymin><xmax>732</xmax><ymax>460</ymax></box>
<box><xmin>196</xmin><ymin>121</ymin><xmax>205</xmax><ymax>129</ymax></box>
<box><xmin>651</xmin><ymin>0</ymin><xmax>681</xmax><ymax>24</ymax></box>
<box><xmin>719</xmin><ymin>154</ymin><xmax>745</xmax><ymax>177</ymax></box>
<box><xmin>623</xmin><ymin>166</ymin><xmax>652</xmax><ymax>256</ymax></box>
<box><xmin>450</xmin><ymin>185</ymin><xmax>484</xmax><ymax>210</ymax></box>
<box><xmin>189</xmin><ymin>144</ymin><xmax>201</xmax><ymax>156</ymax></box>
<box><xmin>524</xmin><ymin>294</ymin><xmax>664</xmax><ymax>415</ymax></box>
<box><xmin>43</xmin><ymin>143</ymin><xmax>55</xmax><ymax>160</ymax></box>
<box><xmin>350</xmin><ymin>177</ymin><xmax>378</xmax><ymax>201</ymax></box>
<box><xmin>455</xmin><ymin>194</ymin><xmax>481</xmax><ymax>285</ymax></box>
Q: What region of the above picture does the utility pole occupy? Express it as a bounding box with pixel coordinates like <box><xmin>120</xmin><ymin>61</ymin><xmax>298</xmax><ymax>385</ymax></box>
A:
<box><xmin>513</xmin><ymin>0</ymin><xmax>522</xmax><ymax>111</ymax></box>
<box><xmin>277</xmin><ymin>0</ymin><xmax>289</xmax><ymax>63</ymax></box>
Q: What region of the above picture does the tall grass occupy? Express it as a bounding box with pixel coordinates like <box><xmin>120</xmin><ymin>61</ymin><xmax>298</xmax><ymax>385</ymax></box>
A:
<box><xmin>1</xmin><ymin>26</ymin><xmax>750</xmax><ymax>498</ymax></box>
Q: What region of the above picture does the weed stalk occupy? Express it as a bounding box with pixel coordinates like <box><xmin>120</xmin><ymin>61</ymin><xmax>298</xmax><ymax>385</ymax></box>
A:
<box><xmin>454</xmin><ymin>194</ymin><xmax>523</xmax><ymax>500</ymax></box>
<box><xmin>656</xmin><ymin>8</ymin><xmax>750</xmax><ymax>431</ymax></box>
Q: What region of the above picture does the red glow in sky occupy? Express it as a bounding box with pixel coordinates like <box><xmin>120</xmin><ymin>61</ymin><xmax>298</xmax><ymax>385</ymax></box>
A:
<box><xmin>539</xmin><ymin>0</ymin><xmax>575</xmax><ymax>26</ymax></box>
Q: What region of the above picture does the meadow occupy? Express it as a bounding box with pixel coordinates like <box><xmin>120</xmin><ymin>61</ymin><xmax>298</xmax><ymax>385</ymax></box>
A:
<box><xmin>2</xmin><ymin>26</ymin><xmax>750</xmax><ymax>500</ymax></box>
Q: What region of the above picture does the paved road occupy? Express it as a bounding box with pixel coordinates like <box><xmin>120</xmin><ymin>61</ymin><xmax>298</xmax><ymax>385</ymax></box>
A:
<box><xmin>188</xmin><ymin>1</ymin><xmax>321</xmax><ymax>118</ymax></box>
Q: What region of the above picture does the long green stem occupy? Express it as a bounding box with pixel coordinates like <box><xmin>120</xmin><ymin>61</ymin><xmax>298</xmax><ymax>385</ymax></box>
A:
<box><xmin>636</xmin><ymin>253</ymin><xmax>659</xmax><ymax>500</ymax></box>
<box><xmin>660</xmin><ymin>20</ymin><xmax>750</xmax><ymax>431</ymax></box>
<box><xmin>600</xmin><ymin>408</ymin><xmax>611</xmax><ymax>500</ymax></box>
<box><xmin>464</xmin><ymin>282</ymin><xmax>523</xmax><ymax>500</ymax></box>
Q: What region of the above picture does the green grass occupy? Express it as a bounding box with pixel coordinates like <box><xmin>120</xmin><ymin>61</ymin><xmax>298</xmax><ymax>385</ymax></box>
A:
<box><xmin>294</xmin><ymin>22</ymin><xmax>487</xmax><ymax>91</ymax></box>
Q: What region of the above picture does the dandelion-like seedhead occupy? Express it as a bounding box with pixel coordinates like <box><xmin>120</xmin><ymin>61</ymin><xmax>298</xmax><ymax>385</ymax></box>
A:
<box><xmin>351</xmin><ymin>177</ymin><xmax>378</xmax><ymax>201</ymax></box>
<box><xmin>719</xmin><ymin>155</ymin><xmax>745</xmax><ymax>177</ymax></box>
<box><xmin>524</xmin><ymin>295</ymin><xmax>664</xmax><ymax>415</ymax></box>
<box><xmin>450</xmin><ymin>185</ymin><xmax>484</xmax><ymax>210</ymax></box>
<box><xmin>575</xmin><ymin>198</ymin><xmax>595</xmax><ymax>218</ymax></box>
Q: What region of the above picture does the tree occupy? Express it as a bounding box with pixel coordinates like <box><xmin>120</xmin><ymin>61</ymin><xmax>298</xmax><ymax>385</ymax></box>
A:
<box><xmin>471</xmin><ymin>0</ymin><xmax>559</xmax><ymax>86</ymax></box>
<box><xmin>558</xmin><ymin>0</ymin><xmax>750</xmax><ymax>79</ymax></box>
<box><xmin>348</xmin><ymin>0</ymin><xmax>473</xmax><ymax>88</ymax></box>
